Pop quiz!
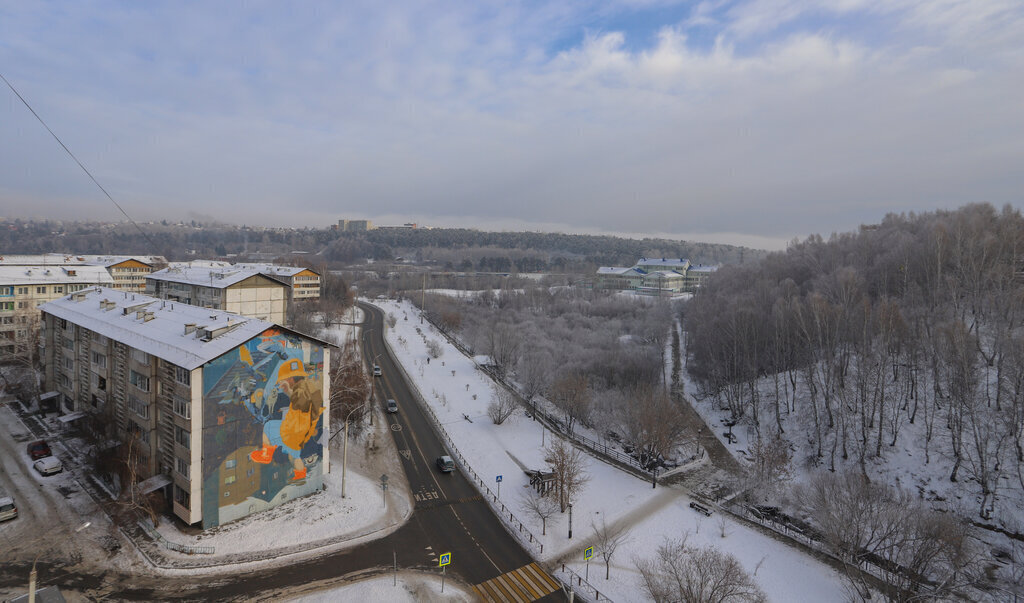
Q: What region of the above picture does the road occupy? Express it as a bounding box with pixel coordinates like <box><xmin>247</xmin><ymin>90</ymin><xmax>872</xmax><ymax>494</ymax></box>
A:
<box><xmin>0</xmin><ymin>305</ymin><xmax>562</xmax><ymax>602</ymax></box>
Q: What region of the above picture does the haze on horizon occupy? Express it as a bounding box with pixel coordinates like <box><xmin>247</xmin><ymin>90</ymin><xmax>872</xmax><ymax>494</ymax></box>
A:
<box><xmin>1</xmin><ymin>1</ymin><xmax>1022</xmax><ymax>251</ymax></box>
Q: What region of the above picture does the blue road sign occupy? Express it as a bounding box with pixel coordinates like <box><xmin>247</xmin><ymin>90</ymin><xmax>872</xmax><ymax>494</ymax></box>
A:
<box><xmin>439</xmin><ymin>552</ymin><xmax>452</xmax><ymax>567</ymax></box>
<box><xmin>584</xmin><ymin>546</ymin><xmax>594</xmax><ymax>561</ymax></box>
<box><xmin>496</xmin><ymin>475</ymin><xmax>503</xmax><ymax>483</ymax></box>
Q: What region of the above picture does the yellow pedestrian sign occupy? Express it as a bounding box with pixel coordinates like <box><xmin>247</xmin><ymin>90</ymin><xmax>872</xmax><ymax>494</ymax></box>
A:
<box><xmin>439</xmin><ymin>552</ymin><xmax>452</xmax><ymax>567</ymax></box>
<box><xmin>584</xmin><ymin>547</ymin><xmax>593</xmax><ymax>561</ymax></box>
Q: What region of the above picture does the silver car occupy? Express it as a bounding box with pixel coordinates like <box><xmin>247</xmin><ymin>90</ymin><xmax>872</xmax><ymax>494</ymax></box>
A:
<box><xmin>0</xmin><ymin>496</ymin><xmax>16</xmax><ymax>522</ymax></box>
<box><xmin>34</xmin><ymin>456</ymin><xmax>63</xmax><ymax>476</ymax></box>
<box><xmin>386</xmin><ymin>399</ymin><xmax>398</xmax><ymax>413</ymax></box>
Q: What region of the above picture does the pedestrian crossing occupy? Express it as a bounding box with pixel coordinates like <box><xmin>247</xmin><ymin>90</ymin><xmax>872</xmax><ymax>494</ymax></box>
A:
<box><xmin>473</xmin><ymin>562</ymin><xmax>560</xmax><ymax>602</ymax></box>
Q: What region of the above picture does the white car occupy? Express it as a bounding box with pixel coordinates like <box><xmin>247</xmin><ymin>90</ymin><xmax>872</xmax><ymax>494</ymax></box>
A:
<box><xmin>34</xmin><ymin>456</ymin><xmax>63</xmax><ymax>476</ymax></box>
<box><xmin>0</xmin><ymin>496</ymin><xmax>16</xmax><ymax>522</ymax></box>
<box><xmin>372</xmin><ymin>365</ymin><xmax>382</xmax><ymax>377</ymax></box>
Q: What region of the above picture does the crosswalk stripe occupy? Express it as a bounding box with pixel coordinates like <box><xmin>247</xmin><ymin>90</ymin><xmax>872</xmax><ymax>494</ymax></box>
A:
<box><xmin>473</xmin><ymin>563</ymin><xmax>560</xmax><ymax>602</ymax></box>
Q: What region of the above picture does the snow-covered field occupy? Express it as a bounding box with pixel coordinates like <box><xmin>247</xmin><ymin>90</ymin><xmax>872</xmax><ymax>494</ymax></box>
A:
<box><xmin>374</xmin><ymin>298</ymin><xmax>848</xmax><ymax>602</ymax></box>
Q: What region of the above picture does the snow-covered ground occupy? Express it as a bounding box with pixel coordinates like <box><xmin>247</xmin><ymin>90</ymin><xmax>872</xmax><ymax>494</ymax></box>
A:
<box><xmin>374</xmin><ymin>298</ymin><xmax>848</xmax><ymax>602</ymax></box>
<box><xmin>285</xmin><ymin>571</ymin><xmax>475</xmax><ymax>603</ymax></box>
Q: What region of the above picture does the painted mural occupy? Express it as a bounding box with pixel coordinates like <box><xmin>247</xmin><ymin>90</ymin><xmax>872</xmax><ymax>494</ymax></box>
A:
<box><xmin>201</xmin><ymin>328</ymin><xmax>325</xmax><ymax>528</ymax></box>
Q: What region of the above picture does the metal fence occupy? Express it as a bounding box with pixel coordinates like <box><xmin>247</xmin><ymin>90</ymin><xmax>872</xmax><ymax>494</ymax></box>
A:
<box><xmin>138</xmin><ymin>518</ymin><xmax>215</xmax><ymax>555</ymax></box>
<box><xmin>556</xmin><ymin>563</ymin><xmax>615</xmax><ymax>602</ymax></box>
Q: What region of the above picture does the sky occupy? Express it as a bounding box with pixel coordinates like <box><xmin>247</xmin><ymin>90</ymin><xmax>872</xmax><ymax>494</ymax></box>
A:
<box><xmin>2</xmin><ymin>1</ymin><xmax>1022</xmax><ymax>250</ymax></box>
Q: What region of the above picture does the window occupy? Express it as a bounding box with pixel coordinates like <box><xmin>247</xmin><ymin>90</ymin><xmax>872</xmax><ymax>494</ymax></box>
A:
<box><xmin>0</xmin><ymin>286</ymin><xmax>10</xmax><ymax>296</ymax></box>
<box><xmin>176</xmin><ymin>457</ymin><xmax>190</xmax><ymax>478</ymax></box>
<box><xmin>0</xmin><ymin>302</ymin><xmax>12</xmax><ymax>311</ymax></box>
<box><xmin>128</xmin><ymin>421</ymin><xmax>150</xmax><ymax>444</ymax></box>
<box><xmin>174</xmin><ymin>366</ymin><xmax>191</xmax><ymax>385</ymax></box>
<box><xmin>17</xmin><ymin>301</ymin><xmax>28</xmax><ymax>309</ymax></box>
<box><xmin>0</xmin><ymin>317</ymin><xmax>11</xmax><ymax>324</ymax></box>
<box><xmin>172</xmin><ymin>394</ymin><xmax>191</xmax><ymax>419</ymax></box>
<box><xmin>174</xmin><ymin>484</ymin><xmax>190</xmax><ymax>509</ymax></box>
<box><xmin>130</xmin><ymin>349</ymin><xmax>149</xmax><ymax>365</ymax></box>
<box><xmin>175</xmin><ymin>425</ymin><xmax>190</xmax><ymax>449</ymax></box>
<box><xmin>224</xmin><ymin>475</ymin><xmax>236</xmax><ymax>485</ymax></box>
<box><xmin>129</xmin><ymin>370</ymin><xmax>150</xmax><ymax>392</ymax></box>
<box><xmin>17</xmin><ymin>287</ymin><xmax>28</xmax><ymax>295</ymax></box>
<box><xmin>58</xmin><ymin>318</ymin><xmax>68</xmax><ymax>330</ymax></box>
<box><xmin>225</xmin><ymin>458</ymin><xmax>236</xmax><ymax>469</ymax></box>
<box><xmin>127</xmin><ymin>395</ymin><xmax>150</xmax><ymax>419</ymax></box>
<box><xmin>54</xmin><ymin>286</ymin><xmax>63</xmax><ymax>294</ymax></box>
<box><xmin>62</xmin><ymin>335</ymin><xmax>74</xmax><ymax>350</ymax></box>
<box><xmin>92</xmin><ymin>351</ymin><xmax>106</xmax><ymax>368</ymax></box>
<box><xmin>92</xmin><ymin>373</ymin><xmax>107</xmax><ymax>391</ymax></box>
<box><xmin>63</xmin><ymin>356</ymin><xmax>74</xmax><ymax>371</ymax></box>
<box><xmin>36</xmin><ymin>286</ymin><xmax>47</xmax><ymax>294</ymax></box>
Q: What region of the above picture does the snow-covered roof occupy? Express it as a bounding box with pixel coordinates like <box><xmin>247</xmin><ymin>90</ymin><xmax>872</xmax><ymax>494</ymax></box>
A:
<box><xmin>597</xmin><ymin>267</ymin><xmax>642</xmax><ymax>275</ymax></box>
<box><xmin>147</xmin><ymin>266</ymin><xmax>276</xmax><ymax>289</ymax></box>
<box><xmin>0</xmin><ymin>253</ymin><xmax>164</xmax><ymax>266</ymax></box>
<box><xmin>688</xmin><ymin>265</ymin><xmax>719</xmax><ymax>273</ymax></box>
<box><xmin>39</xmin><ymin>287</ymin><xmax>271</xmax><ymax>370</ymax></box>
<box><xmin>168</xmin><ymin>260</ymin><xmax>232</xmax><ymax>269</ymax></box>
<box><xmin>233</xmin><ymin>263</ymin><xmax>318</xmax><ymax>277</ymax></box>
<box><xmin>0</xmin><ymin>265</ymin><xmax>115</xmax><ymax>286</ymax></box>
<box><xmin>637</xmin><ymin>258</ymin><xmax>691</xmax><ymax>268</ymax></box>
<box><xmin>646</xmin><ymin>270</ymin><xmax>685</xmax><ymax>278</ymax></box>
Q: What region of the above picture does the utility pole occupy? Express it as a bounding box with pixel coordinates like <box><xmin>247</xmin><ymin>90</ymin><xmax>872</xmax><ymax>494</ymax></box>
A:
<box><xmin>568</xmin><ymin>503</ymin><xmax>573</xmax><ymax>539</ymax></box>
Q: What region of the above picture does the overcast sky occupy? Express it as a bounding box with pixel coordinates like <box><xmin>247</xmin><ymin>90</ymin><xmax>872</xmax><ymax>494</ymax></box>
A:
<box><xmin>2</xmin><ymin>1</ymin><xmax>1022</xmax><ymax>249</ymax></box>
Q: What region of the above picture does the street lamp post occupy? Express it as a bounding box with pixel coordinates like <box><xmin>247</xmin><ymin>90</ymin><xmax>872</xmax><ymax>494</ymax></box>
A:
<box><xmin>568</xmin><ymin>503</ymin><xmax>573</xmax><ymax>539</ymax></box>
<box><xmin>340</xmin><ymin>401</ymin><xmax>370</xmax><ymax>498</ymax></box>
<box><xmin>29</xmin><ymin>521</ymin><xmax>91</xmax><ymax>603</ymax></box>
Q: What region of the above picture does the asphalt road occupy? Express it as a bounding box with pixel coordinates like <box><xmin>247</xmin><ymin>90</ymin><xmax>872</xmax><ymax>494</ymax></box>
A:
<box><xmin>0</xmin><ymin>304</ymin><xmax>561</xmax><ymax>602</ymax></box>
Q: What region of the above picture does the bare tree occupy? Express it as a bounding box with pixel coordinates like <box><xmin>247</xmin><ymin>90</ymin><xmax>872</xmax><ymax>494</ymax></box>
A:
<box><xmin>517</xmin><ymin>349</ymin><xmax>552</xmax><ymax>419</ymax></box>
<box><xmin>330</xmin><ymin>342</ymin><xmax>372</xmax><ymax>436</ymax></box>
<box><xmin>618</xmin><ymin>385</ymin><xmax>689</xmax><ymax>469</ymax></box>
<box><xmin>551</xmin><ymin>372</ymin><xmax>591</xmax><ymax>434</ymax></box>
<box><xmin>636</xmin><ymin>538</ymin><xmax>768</xmax><ymax>603</ymax></box>
<box><xmin>544</xmin><ymin>439</ymin><xmax>590</xmax><ymax>512</ymax></box>
<box><xmin>487</xmin><ymin>320</ymin><xmax>521</xmax><ymax>378</ymax></box>
<box><xmin>591</xmin><ymin>517</ymin><xmax>631</xmax><ymax>579</ymax></box>
<box><xmin>519</xmin><ymin>490</ymin><xmax>559</xmax><ymax>535</ymax></box>
<box><xmin>487</xmin><ymin>384</ymin><xmax>518</xmax><ymax>425</ymax></box>
<box><xmin>425</xmin><ymin>339</ymin><xmax>444</xmax><ymax>359</ymax></box>
<box><xmin>745</xmin><ymin>434</ymin><xmax>793</xmax><ymax>503</ymax></box>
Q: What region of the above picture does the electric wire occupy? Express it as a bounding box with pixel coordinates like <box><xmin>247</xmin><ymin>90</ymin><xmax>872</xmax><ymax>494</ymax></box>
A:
<box><xmin>1</xmin><ymin>72</ymin><xmax>158</xmax><ymax>249</ymax></box>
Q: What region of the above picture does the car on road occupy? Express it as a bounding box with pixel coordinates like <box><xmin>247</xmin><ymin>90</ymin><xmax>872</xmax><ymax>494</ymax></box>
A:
<box><xmin>372</xmin><ymin>365</ymin><xmax>382</xmax><ymax>377</ymax></box>
<box><xmin>386</xmin><ymin>399</ymin><xmax>398</xmax><ymax>413</ymax></box>
<box><xmin>33</xmin><ymin>456</ymin><xmax>63</xmax><ymax>476</ymax></box>
<box><xmin>27</xmin><ymin>440</ymin><xmax>52</xmax><ymax>460</ymax></box>
<box><xmin>436</xmin><ymin>455</ymin><xmax>455</xmax><ymax>473</ymax></box>
<box><xmin>0</xmin><ymin>496</ymin><xmax>17</xmax><ymax>522</ymax></box>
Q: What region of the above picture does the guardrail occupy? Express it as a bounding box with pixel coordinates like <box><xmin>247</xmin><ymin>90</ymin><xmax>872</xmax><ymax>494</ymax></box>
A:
<box><xmin>375</xmin><ymin>307</ymin><xmax>545</xmax><ymax>556</ymax></box>
<box><xmin>138</xmin><ymin>518</ymin><xmax>215</xmax><ymax>555</ymax></box>
<box><xmin>556</xmin><ymin>562</ymin><xmax>613</xmax><ymax>602</ymax></box>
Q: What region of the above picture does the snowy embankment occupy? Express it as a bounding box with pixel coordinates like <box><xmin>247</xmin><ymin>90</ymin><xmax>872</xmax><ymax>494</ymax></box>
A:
<box><xmin>286</xmin><ymin>571</ymin><xmax>475</xmax><ymax>603</ymax></box>
<box><xmin>375</xmin><ymin>299</ymin><xmax>847</xmax><ymax>602</ymax></box>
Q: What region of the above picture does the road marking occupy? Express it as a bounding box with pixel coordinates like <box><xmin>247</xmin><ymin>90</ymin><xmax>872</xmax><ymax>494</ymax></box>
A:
<box><xmin>390</xmin><ymin>424</ymin><xmax>402</xmax><ymax>431</ymax></box>
<box><xmin>399</xmin><ymin>449</ymin><xmax>412</xmax><ymax>460</ymax></box>
<box><xmin>472</xmin><ymin>563</ymin><xmax>559</xmax><ymax>602</ymax></box>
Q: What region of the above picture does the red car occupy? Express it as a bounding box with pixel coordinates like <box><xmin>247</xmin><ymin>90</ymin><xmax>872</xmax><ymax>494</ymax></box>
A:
<box><xmin>27</xmin><ymin>440</ymin><xmax>52</xmax><ymax>461</ymax></box>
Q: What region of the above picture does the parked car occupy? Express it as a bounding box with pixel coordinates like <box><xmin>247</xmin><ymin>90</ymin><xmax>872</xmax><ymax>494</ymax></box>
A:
<box><xmin>0</xmin><ymin>496</ymin><xmax>17</xmax><ymax>522</ymax></box>
<box><xmin>372</xmin><ymin>365</ymin><xmax>382</xmax><ymax>377</ymax></box>
<box><xmin>386</xmin><ymin>399</ymin><xmax>398</xmax><ymax>413</ymax></box>
<box><xmin>27</xmin><ymin>440</ymin><xmax>51</xmax><ymax>460</ymax></box>
<box><xmin>33</xmin><ymin>456</ymin><xmax>63</xmax><ymax>476</ymax></box>
<box><xmin>436</xmin><ymin>455</ymin><xmax>455</xmax><ymax>473</ymax></box>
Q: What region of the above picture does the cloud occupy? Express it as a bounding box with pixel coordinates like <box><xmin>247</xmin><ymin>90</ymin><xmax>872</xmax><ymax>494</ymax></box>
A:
<box><xmin>0</xmin><ymin>0</ymin><xmax>1022</xmax><ymax>247</ymax></box>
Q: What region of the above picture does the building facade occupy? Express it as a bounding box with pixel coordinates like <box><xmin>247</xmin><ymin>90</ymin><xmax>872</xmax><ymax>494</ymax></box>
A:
<box><xmin>0</xmin><ymin>265</ymin><xmax>114</xmax><ymax>360</ymax></box>
<box><xmin>595</xmin><ymin>257</ymin><xmax>718</xmax><ymax>294</ymax></box>
<box><xmin>233</xmin><ymin>264</ymin><xmax>321</xmax><ymax>304</ymax></box>
<box><xmin>146</xmin><ymin>267</ymin><xmax>289</xmax><ymax>324</ymax></box>
<box><xmin>40</xmin><ymin>288</ymin><xmax>331</xmax><ymax>528</ymax></box>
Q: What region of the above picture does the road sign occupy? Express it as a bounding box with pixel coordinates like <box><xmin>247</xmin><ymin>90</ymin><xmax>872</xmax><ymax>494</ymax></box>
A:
<box><xmin>496</xmin><ymin>475</ymin><xmax>503</xmax><ymax>482</ymax></box>
<box><xmin>584</xmin><ymin>546</ymin><xmax>593</xmax><ymax>561</ymax></box>
<box><xmin>439</xmin><ymin>552</ymin><xmax>452</xmax><ymax>567</ymax></box>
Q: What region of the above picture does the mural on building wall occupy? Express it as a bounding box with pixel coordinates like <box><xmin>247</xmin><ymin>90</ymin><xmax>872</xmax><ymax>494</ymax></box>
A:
<box><xmin>201</xmin><ymin>328</ymin><xmax>325</xmax><ymax>528</ymax></box>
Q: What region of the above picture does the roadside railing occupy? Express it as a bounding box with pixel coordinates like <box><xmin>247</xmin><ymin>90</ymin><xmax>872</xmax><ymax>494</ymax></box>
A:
<box><xmin>376</xmin><ymin>309</ymin><xmax>545</xmax><ymax>556</ymax></box>
<box><xmin>138</xmin><ymin>518</ymin><xmax>215</xmax><ymax>555</ymax></box>
<box><xmin>555</xmin><ymin>562</ymin><xmax>614</xmax><ymax>602</ymax></box>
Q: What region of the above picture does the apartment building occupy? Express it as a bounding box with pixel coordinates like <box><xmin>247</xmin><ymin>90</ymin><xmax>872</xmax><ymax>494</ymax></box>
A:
<box><xmin>0</xmin><ymin>265</ymin><xmax>114</xmax><ymax>359</ymax></box>
<box><xmin>0</xmin><ymin>254</ymin><xmax>165</xmax><ymax>293</ymax></box>
<box><xmin>146</xmin><ymin>266</ymin><xmax>289</xmax><ymax>323</ymax></box>
<box><xmin>40</xmin><ymin>287</ymin><xmax>331</xmax><ymax>528</ymax></box>
<box><xmin>233</xmin><ymin>264</ymin><xmax>321</xmax><ymax>304</ymax></box>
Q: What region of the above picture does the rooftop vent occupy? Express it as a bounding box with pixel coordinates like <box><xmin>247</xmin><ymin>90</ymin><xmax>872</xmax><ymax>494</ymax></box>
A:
<box><xmin>184</xmin><ymin>323</ymin><xmax>197</xmax><ymax>335</ymax></box>
<box><xmin>143</xmin><ymin>311</ymin><xmax>155</xmax><ymax>322</ymax></box>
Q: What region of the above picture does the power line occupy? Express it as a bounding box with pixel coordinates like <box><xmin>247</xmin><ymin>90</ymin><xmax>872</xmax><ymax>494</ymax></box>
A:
<box><xmin>0</xmin><ymin>72</ymin><xmax>158</xmax><ymax>249</ymax></box>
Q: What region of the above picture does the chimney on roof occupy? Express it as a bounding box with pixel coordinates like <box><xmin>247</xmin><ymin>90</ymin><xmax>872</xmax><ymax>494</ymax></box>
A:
<box><xmin>184</xmin><ymin>323</ymin><xmax>197</xmax><ymax>335</ymax></box>
<box><xmin>143</xmin><ymin>311</ymin><xmax>155</xmax><ymax>322</ymax></box>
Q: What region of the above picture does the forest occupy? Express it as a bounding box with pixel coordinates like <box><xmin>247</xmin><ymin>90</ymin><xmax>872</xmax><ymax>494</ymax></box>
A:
<box><xmin>685</xmin><ymin>204</ymin><xmax>1024</xmax><ymax>529</ymax></box>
